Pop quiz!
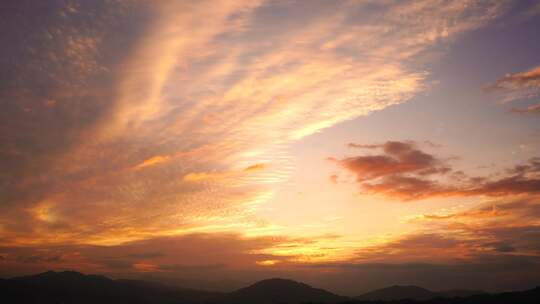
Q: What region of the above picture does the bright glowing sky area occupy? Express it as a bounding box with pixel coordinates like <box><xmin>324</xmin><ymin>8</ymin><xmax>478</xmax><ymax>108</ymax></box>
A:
<box><xmin>1</xmin><ymin>0</ymin><xmax>540</xmax><ymax>295</ymax></box>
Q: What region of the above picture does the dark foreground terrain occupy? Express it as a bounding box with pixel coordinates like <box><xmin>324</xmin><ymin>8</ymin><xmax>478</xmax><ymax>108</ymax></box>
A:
<box><xmin>1</xmin><ymin>271</ymin><xmax>538</xmax><ymax>304</ymax></box>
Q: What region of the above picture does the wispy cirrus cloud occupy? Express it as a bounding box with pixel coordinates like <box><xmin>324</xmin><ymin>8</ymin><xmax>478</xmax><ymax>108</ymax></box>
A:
<box><xmin>0</xmin><ymin>0</ymin><xmax>513</xmax><ymax>276</ymax></box>
<box><xmin>485</xmin><ymin>65</ymin><xmax>540</xmax><ymax>113</ymax></box>
<box><xmin>6</xmin><ymin>1</ymin><xmax>540</xmax><ymax>296</ymax></box>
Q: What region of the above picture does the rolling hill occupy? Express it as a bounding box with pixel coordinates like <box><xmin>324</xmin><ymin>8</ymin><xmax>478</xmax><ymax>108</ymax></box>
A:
<box><xmin>355</xmin><ymin>285</ymin><xmax>485</xmax><ymax>301</ymax></box>
<box><xmin>219</xmin><ymin>278</ymin><xmax>347</xmax><ymax>304</ymax></box>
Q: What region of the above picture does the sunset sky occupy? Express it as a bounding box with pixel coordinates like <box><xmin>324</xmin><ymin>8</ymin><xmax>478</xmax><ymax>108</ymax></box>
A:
<box><xmin>1</xmin><ymin>0</ymin><xmax>540</xmax><ymax>295</ymax></box>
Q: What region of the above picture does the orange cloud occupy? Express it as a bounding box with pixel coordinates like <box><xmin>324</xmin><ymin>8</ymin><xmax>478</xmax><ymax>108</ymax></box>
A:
<box><xmin>183</xmin><ymin>164</ymin><xmax>266</xmax><ymax>182</ymax></box>
<box><xmin>133</xmin><ymin>155</ymin><xmax>170</xmax><ymax>170</ymax></box>
<box><xmin>183</xmin><ymin>171</ymin><xmax>232</xmax><ymax>182</ymax></box>
<box><xmin>0</xmin><ymin>1</ymin><xmax>515</xmax><ymax>277</ymax></box>
<box><xmin>409</xmin><ymin>205</ymin><xmax>509</xmax><ymax>222</ymax></box>
<box><xmin>256</xmin><ymin>260</ymin><xmax>278</xmax><ymax>266</ymax></box>
<box><xmin>28</xmin><ymin>200</ymin><xmax>58</xmax><ymax>223</ymax></box>
<box><xmin>244</xmin><ymin>163</ymin><xmax>266</xmax><ymax>172</ymax></box>
<box><xmin>133</xmin><ymin>262</ymin><xmax>159</xmax><ymax>272</ymax></box>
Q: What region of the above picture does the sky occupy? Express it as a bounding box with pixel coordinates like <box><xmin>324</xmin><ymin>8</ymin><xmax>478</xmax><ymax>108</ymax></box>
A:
<box><xmin>1</xmin><ymin>0</ymin><xmax>540</xmax><ymax>295</ymax></box>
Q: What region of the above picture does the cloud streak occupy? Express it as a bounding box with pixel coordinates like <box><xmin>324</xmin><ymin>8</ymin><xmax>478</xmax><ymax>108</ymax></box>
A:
<box><xmin>485</xmin><ymin>65</ymin><xmax>540</xmax><ymax>113</ymax></box>
<box><xmin>1</xmin><ymin>0</ymin><xmax>510</xmax><ymax>247</ymax></box>
<box><xmin>333</xmin><ymin>141</ymin><xmax>540</xmax><ymax>201</ymax></box>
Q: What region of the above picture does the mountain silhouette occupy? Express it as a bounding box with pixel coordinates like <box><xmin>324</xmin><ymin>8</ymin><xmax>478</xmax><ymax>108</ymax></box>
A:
<box><xmin>355</xmin><ymin>285</ymin><xmax>486</xmax><ymax>301</ymax></box>
<box><xmin>356</xmin><ymin>285</ymin><xmax>437</xmax><ymax>301</ymax></box>
<box><xmin>438</xmin><ymin>289</ymin><xmax>487</xmax><ymax>298</ymax></box>
<box><xmin>1</xmin><ymin>271</ymin><xmax>539</xmax><ymax>304</ymax></box>
<box><xmin>220</xmin><ymin>278</ymin><xmax>347</xmax><ymax>304</ymax></box>
<box><xmin>1</xmin><ymin>270</ymin><xmax>221</xmax><ymax>304</ymax></box>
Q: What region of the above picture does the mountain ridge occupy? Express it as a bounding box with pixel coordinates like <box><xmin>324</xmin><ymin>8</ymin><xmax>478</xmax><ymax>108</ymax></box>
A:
<box><xmin>220</xmin><ymin>278</ymin><xmax>347</xmax><ymax>304</ymax></box>
<box><xmin>1</xmin><ymin>270</ymin><xmax>538</xmax><ymax>304</ymax></box>
<box><xmin>355</xmin><ymin>284</ymin><xmax>487</xmax><ymax>301</ymax></box>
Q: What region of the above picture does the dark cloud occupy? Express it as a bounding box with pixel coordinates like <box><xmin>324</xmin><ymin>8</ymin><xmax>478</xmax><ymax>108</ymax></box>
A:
<box><xmin>465</xmin><ymin>158</ymin><xmax>540</xmax><ymax>197</ymax></box>
<box><xmin>353</xmin><ymin>233</ymin><xmax>477</xmax><ymax>262</ymax></box>
<box><xmin>507</xmin><ymin>157</ymin><xmax>540</xmax><ymax>175</ymax></box>
<box><xmin>361</xmin><ymin>175</ymin><xmax>456</xmax><ymax>201</ymax></box>
<box><xmin>332</xmin><ymin>141</ymin><xmax>456</xmax><ymax>200</ymax></box>
<box><xmin>342</xmin><ymin>141</ymin><xmax>451</xmax><ymax>181</ymax></box>
<box><xmin>469</xmin><ymin>175</ymin><xmax>540</xmax><ymax>197</ymax></box>
<box><xmin>16</xmin><ymin>255</ymin><xmax>63</xmax><ymax>264</ymax></box>
<box><xmin>483</xmin><ymin>242</ymin><xmax>516</xmax><ymax>253</ymax></box>
<box><xmin>498</xmin><ymin>198</ymin><xmax>540</xmax><ymax>219</ymax></box>
<box><xmin>479</xmin><ymin>225</ymin><xmax>540</xmax><ymax>254</ymax></box>
<box><xmin>332</xmin><ymin>142</ymin><xmax>540</xmax><ymax>201</ymax></box>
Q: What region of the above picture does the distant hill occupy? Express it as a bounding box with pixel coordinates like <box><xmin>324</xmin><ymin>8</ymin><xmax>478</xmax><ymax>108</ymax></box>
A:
<box><xmin>1</xmin><ymin>270</ymin><xmax>221</xmax><ymax>304</ymax></box>
<box><xmin>1</xmin><ymin>273</ymin><xmax>346</xmax><ymax>304</ymax></box>
<box><xmin>219</xmin><ymin>278</ymin><xmax>348</xmax><ymax>304</ymax></box>
<box><xmin>355</xmin><ymin>285</ymin><xmax>486</xmax><ymax>301</ymax></box>
<box><xmin>438</xmin><ymin>289</ymin><xmax>487</xmax><ymax>298</ymax></box>
<box><xmin>356</xmin><ymin>285</ymin><xmax>438</xmax><ymax>301</ymax></box>
<box><xmin>0</xmin><ymin>271</ymin><xmax>538</xmax><ymax>304</ymax></box>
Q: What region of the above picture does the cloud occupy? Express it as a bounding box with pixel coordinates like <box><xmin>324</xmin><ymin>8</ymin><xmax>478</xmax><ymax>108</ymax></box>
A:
<box><xmin>483</xmin><ymin>241</ymin><xmax>516</xmax><ymax>253</ymax></box>
<box><xmin>408</xmin><ymin>204</ymin><xmax>509</xmax><ymax>222</ymax></box>
<box><xmin>307</xmin><ymin>220</ymin><xmax>540</xmax><ymax>293</ymax></box>
<box><xmin>332</xmin><ymin>142</ymin><xmax>540</xmax><ymax>201</ymax></box>
<box><xmin>244</xmin><ymin>163</ymin><xmax>266</xmax><ymax>172</ymax></box>
<box><xmin>511</xmin><ymin>102</ymin><xmax>540</xmax><ymax>114</ymax></box>
<box><xmin>301</xmin><ymin>254</ymin><xmax>540</xmax><ymax>295</ymax></box>
<box><xmin>132</xmin><ymin>155</ymin><xmax>171</xmax><ymax>171</ymax></box>
<box><xmin>486</xmin><ymin>65</ymin><xmax>540</xmax><ymax>91</ymax></box>
<box><xmin>380</xmin><ymin>193</ymin><xmax>540</xmax><ymax>286</ymax></box>
<box><xmin>485</xmin><ymin>65</ymin><xmax>540</xmax><ymax>112</ymax></box>
<box><xmin>4</xmin><ymin>1</ymin><xmax>540</xmax><ymax>294</ymax></box>
<box><xmin>332</xmin><ymin>141</ymin><xmax>457</xmax><ymax>200</ymax></box>
<box><xmin>0</xmin><ymin>231</ymin><xmax>344</xmax><ymax>291</ymax></box>
<box><xmin>341</xmin><ymin>141</ymin><xmax>451</xmax><ymax>181</ymax></box>
<box><xmin>126</xmin><ymin>252</ymin><xmax>165</xmax><ymax>259</ymax></box>
<box><xmin>182</xmin><ymin>164</ymin><xmax>267</xmax><ymax>182</ymax></box>
<box><xmin>354</xmin><ymin>233</ymin><xmax>478</xmax><ymax>262</ymax></box>
<box><xmin>464</xmin><ymin>158</ymin><xmax>540</xmax><ymax>197</ymax></box>
<box><xmin>0</xmin><ymin>2</ymin><xmax>518</xmax><ymax>290</ymax></box>
<box><xmin>0</xmin><ymin>0</ymin><xmax>511</xmax><ymax>248</ymax></box>
<box><xmin>406</xmin><ymin>194</ymin><xmax>540</xmax><ymax>247</ymax></box>
<box><xmin>360</xmin><ymin>175</ymin><xmax>458</xmax><ymax>201</ymax></box>
<box><xmin>16</xmin><ymin>255</ymin><xmax>63</xmax><ymax>264</ymax></box>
